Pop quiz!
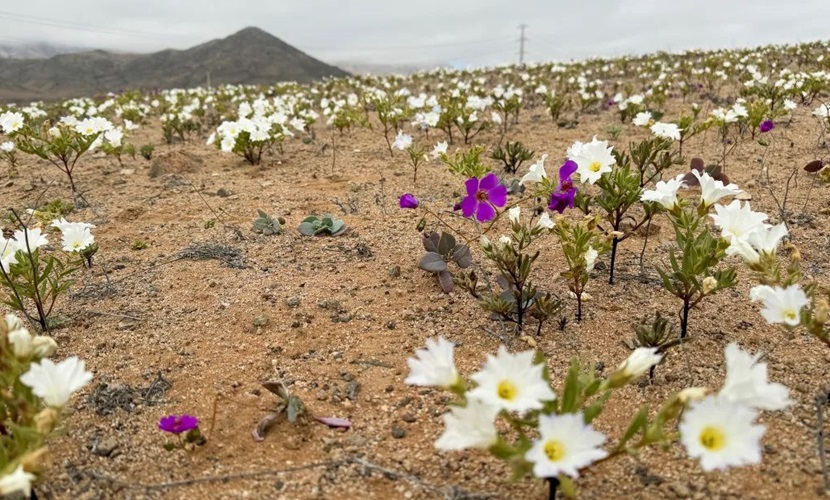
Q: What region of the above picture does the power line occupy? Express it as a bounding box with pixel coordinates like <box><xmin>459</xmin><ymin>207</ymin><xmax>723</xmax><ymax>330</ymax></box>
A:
<box><xmin>0</xmin><ymin>9</ymin><xmax>179</xmax><ymax>41</ymax></box>
<box><xmin>299</xmin><ymin>35</ymin><xmax>514</xmax><ymax>54</ymax></box>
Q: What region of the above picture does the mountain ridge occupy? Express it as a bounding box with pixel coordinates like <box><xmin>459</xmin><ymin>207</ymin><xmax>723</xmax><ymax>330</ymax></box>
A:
<box><xmin>0</xmin><ymin>27</ymin><xmax>348</xmax><ymax>102</ymax></box>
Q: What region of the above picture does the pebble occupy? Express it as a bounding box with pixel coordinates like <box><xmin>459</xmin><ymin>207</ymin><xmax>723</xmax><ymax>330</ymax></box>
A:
<box><xmin>253</xmin><ymin>315</ymin><xmax>270</xmax><ymax>327</ymax></box>
<box><xmin>93</xmin><ymin>437</ymin><xmax>120</xmax><ymax>458</ymax></box>
<box><xmin>285</xmin><ymin>296</ymin><xmax>301</xmax><ymax>307</ymax></box>
<box><xmin>391</xmin><ymin>425</ymin><xmax>406</xmax><ymax>439</ymax></box>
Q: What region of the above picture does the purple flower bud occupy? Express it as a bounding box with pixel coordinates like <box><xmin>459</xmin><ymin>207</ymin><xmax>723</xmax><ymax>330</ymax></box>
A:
<box><xmin>158</xmin><ymin>415</ymin><xmax>199</xmax><ymax>434</ymax></box>
<box><xmin>760</xmin><ymin>120</ymin><xmax>774</xmax><ymax>133</ymax></box>
<box><xmin>399</xmin><ymin>193</ymin><xmax>419</xmax><ymax>209</ymax></box>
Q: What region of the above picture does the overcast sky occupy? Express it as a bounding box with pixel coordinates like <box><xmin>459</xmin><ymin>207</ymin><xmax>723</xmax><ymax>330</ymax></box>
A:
<box><xmin>1</xmin><ymin>1</ymin><xmax>830</xmax><ymax>67</ymax></box>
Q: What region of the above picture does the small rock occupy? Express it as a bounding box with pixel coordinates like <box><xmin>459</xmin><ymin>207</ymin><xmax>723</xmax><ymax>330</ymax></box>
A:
<box><xmin>316</xmin><ymin>390</ymin><xmax>328</xmax><ymax>401</ymax></box>
<box><xmin>217</xmin><ymin>188</ymin><xmax>231</xmax><ymax>197</ymax></box>
<box><xmin>346</xmin><ymin>380</ymin><xmax>361</xmax><ymax>400</ymax></box>
<box><xmin>116</xmin><ymin>321</ymin><xmax>136</xmax><ymax>331</ymax></box>
<box><xmin>385</xmin><ymin>321</ymin><xmax>396</xmax><ymax>330</ymax></box>
<box><xmin>93</xmin><ymin>437</ymin><xmax>119</xmax><ymax>458</ymax></box>
<box><xmin>668</xmin><ymin>481</ymin><xmax>690</xmax><ymax>498</ymax></box>
<box><xmin>253</xmin><ymin>315</ymin><xmax>270</xmax><ymax>328</ymax></box>
<box><xmin>387</xmin><ymin>266</ymin><xmax>401</xmax><ymax>277</ymax></box>
<box><xmin>285</xmin><ymin>296</ymin><xmax>301</xmax><ymax>308</ymax></box>
<box><xmin>391</xmin><ymin>425</ymin><xmax>406</xmax><ymax>439</ymax></box>
<box><xmin>401</xmin><ymin>413</ymin><xmax>417</xmax><ymax>423</ymax></box>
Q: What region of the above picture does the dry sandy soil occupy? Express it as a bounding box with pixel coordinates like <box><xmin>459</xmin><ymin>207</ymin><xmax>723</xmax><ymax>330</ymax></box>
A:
<box><xmin>2</xmin><ymin>100</ymin><xmax>829</xmax><ymax>500</ymax></box>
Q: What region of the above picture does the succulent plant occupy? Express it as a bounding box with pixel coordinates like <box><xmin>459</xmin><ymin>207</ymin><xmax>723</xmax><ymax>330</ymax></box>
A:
<box><xmin>252</xmin><ymin>210</ymin><xmax>284</xmax><ymax>235</ymax></box>
<box><xmin>298</xmin><ymin>214</ymin><xmax>346</xmax><ymax>236</ymax></box>
<box><xmin>418</xmin><ymin>231</ymin><xmax>472</xmax><ymax>293</ymax></box>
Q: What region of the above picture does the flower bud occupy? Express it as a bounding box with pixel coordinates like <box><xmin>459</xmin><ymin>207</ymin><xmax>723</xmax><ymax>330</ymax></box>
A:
<box><xmin>608</xmin><ymin>347</ymin><xmax>663</xmax><ymax>387</ymax></box>
<box><xmin>479</xmin><ymin>235</ymin><xmax>492</xmax><ymax>250</ymax></box>
<box><xmin>32</xmin><ymin>336</ymin><xmax>58</xmax><ymax>358</ymax></box>
<box><xmin>702</xmin><ymin>276</ymin><xmax>717</xmax><ymax>295</ymax></box>
<box><xmin>34</xmin><ymin>408</ymin><xmax>59</xmax><ymax>434</ymax></box>
<box><xmin>677</xmin><ymin>387</ymin><xmax>708</xmax><ymax>404</ymax></box>
<box><xmin>498</xmin><ymin>235</ymin><xmax>512</xmax><ymax>248</ymax></box>
<box><xmin>48</xmin><ymin>127</ymin><xmax>61</xmax><ymax>138</ymax></box>
<box><xmin>814</xmin><ymin>298</ymin><xmax>829</xmax><ymax>326</ymax></box>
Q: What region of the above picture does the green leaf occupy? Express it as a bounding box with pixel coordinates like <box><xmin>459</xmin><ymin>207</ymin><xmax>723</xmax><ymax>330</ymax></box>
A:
<box><xmin>298</xmin><ymin>222</ymin><xmax>317</xmax><ymax>236</ymax></box>
<box><xmin>618</xmin><ymin>406</ymin><xmax>649</xmax><ymax>448</ymax></box>
<box><xmin>418</xmin><ymin>252</ymin><xmax>448</xmax><ymax>273</ymax></box>
<box><xmin>286</xmin><ymin>395</ymin><xmax>304</xmax><ymax>423</ymax></box>
<box><xmin>559</xmin><ymin>358</ymin><xmax>581</xmax><ymax>413</ymax></box>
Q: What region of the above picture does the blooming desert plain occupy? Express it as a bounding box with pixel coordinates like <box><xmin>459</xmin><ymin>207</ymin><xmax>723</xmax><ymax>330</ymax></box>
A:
<box><xmin>1</xmin><ymin>37</ymin><xmax>830</xmax><ymax>500</ymax></box>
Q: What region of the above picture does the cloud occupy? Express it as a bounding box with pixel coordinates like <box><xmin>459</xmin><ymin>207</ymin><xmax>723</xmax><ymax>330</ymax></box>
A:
<box><xmin>1</xmin><ymin>0</ymin><xmax>829</xmax><ymax>66</ymax></box>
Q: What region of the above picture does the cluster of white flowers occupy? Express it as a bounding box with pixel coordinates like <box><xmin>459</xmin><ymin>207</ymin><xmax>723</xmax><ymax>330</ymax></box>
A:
<box><xmin>407</xmin><ymin>338</ymin><xmax>789</xmax><ymax>477</ymax></box>
<box><xmin>1</xmin><ymin>221</ymin><xmax>96</xmax><ymax>272</ymax></box>
<box><xmin>0</xmin><ymin>314</ymin><xmax>93</xmax><ymax>497</ymax></box>
<box><xmin>0</xmin><ymin>111</ymin><xmax>25</xmax><ymax>133</ymax></box>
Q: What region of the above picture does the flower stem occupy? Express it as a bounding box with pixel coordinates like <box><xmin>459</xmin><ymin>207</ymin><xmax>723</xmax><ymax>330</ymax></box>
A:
<box><xmin>547</xmin><ymin>477</ymin><xmax>560</xmax><ymax>500</ymax></box>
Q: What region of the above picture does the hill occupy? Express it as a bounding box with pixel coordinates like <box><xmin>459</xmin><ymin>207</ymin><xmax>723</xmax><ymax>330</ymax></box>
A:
<box><xmin>0</xmin><ymin>27</ymin><xmax>348</xmax><ymax>102</ymax></box>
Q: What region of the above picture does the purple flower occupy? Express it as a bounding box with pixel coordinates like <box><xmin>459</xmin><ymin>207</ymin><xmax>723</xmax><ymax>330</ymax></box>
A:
<box><xmin>549</xmin><ymin>160</ymin><xmax>578</xmax><ymax>214</ymax></box>
<box><xmin>399</xmin><ymin>193</ymin><xmax>419</xmax><ymax>209</ymax></box>
<box><xmin>460</xmin><ymin>173</ymin><xmax>507</xmax><ymax>222</ymax></box>
<box><xmin>158</xmin><ymin>415</ymin><xmax>199</xmax><ymax>434</ymax></box>
<box><xmin>760</xmin><ymin>120</ymin><xmax>774</xmax><ymax>133</ymax></box>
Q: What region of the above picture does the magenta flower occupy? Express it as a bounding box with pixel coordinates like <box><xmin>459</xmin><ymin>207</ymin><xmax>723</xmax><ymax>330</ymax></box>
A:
<box><xmin>399</xmin><ymin>193</ymin><xmax>419</xmax><ymax>209</ymax></box>
<box><xmin>549</xmin><ymin>160</ymin><xmax>578</xmax><ymax>214</ymax></box>
<box><xmin>158</xmin><ymin>414</ymin><xmax>199</xmax><ymax>434</ymax></box>
<box><xmin>460</xmin><ymin>173</ymin><xmax>507</xmax><ymax>222</ymax></box>
<box><xmin>759</xmin><ymin>120</ymin><xmax>774</xmax><ymax>133</ymax></box>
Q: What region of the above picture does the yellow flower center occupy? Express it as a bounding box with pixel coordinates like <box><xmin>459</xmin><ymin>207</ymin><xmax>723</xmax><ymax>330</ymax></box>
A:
<box><xmin>544</xmin><ymin>439</ymin><xmax>567</xmax><ymax>462</ymax></box>
<box><xmin>699</xmin><ymin>426</ymin><xmax>726</xmax><ymax>451</ymax></box>
<box><xmin>497</xmin><ymin>380</ymin><xmax>518</xmax><ymax>401</ymax></box>
<box><xmin>782</xmin><ymin>309</ymin><xmax>797</xmax><ymax>322</ymax></box>
<box><xmin>589</xmin><ymin>161</ymin><xmax>602</xmax><ymax>172</ymax></box>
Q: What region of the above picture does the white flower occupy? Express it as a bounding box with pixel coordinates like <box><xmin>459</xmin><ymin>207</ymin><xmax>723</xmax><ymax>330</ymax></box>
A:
<box><xmin>679</xmin><ymin>395</ymin><xmax>764</xmax><ymax>471</ymax></box>
<box><xmin>692</xmin><ymin>170</ymin><xmax>742</xmax><ymax>207</ymax></box>
<box><xmin>508</xmin><ymin>206</ymin><xmax>521</xmax><ymax>223</ymax></box>
<box><xmin>650</xmin><ymin>122</ymin><xmax>681</xmax><ymax>140</ymax></box>
<box><xmin>640</xmin><ymin>174</ymin><xmax>685</xmax><ymax>209</ymax></box>
<box><xmin>435</xmin><ymin>398</ymin><xmax>499</xmax><ymax>451</ymax></box>
<box><xmin>206</xmin><ymin>132</ymin><xmax>216</xmax><ymax>146</ymax></box>
<box><xmin>220</xmin><ymin>136</ymin><xmax>236</xmax><ymax>153</ymax></box>
<box><xmin>0</xmin><ymin>141</ymin><xmax>14</xmax><ymax>152</ymax></box>
<box><xmin>584</xmin><ymin>246</ymin><xmax>598</xmax><ymax>272</ymax></box>
<box><xmin>569</xmin><ymin>137</ymin><xmax>615</xmax><ymax>184</ymax></box>
<box><xmin>536</xmin><ymin>212</ymin><xmax>555</xmax><ymax>230</ymax></box>
<box><xmin>8</xmin><ymin>326</ymin><xmax>33</xmax><ymax>358</ymax></box>
<box><xmin>632</xmin><ymin>111</ymin><xmax>652</xmax><ymax>127</ymax></box>
<box><xmin>745</xmin><ymin>223</ymin><xmax>788</xmax><ymax>260</ymax></box>
<box><xmin>616</xmin><ymin>347</ymin><xmax>663</xmax><ymax>379</ymax></box>
<box><xmin>812</xmin><ymin>104</ymin><xmax>830</xmax><ymax>119</ymax></box>
<box><xmin>491</xmin><ymin>111</ymin><xmax>502</xmax><ymax>124</ymax></box>
<box><xmin>467</xmin><ymin>345</ymin><xmax>556</xmax><ymax>413</ymax></box>
<box><xmin>720</xmin><ymin>343</ymin><xmax>791</xmax><ymax>411</ymax></box>
<box><xmin>392</xmin><ymin>130</ymin><xmax>412</xmax><ymax>150</ymax></box>
<box><xmin>48</xmin><ymin>127</ymin><xmax>61</xmax><ymax>138</ymax></box>
<box><xmin>0</xmin><ymin>111</ymin><xmax>25</xmax><ymax>133</ymax></box>
<box><xmin>405</xmin><ymin>337</ymin><xmax>459</xmax><ymax>388</ymax></box>
<box><xmin>1</xmin><ymin>236</ymin><xmax>20</xmax><ymax>272</ymax></box>
<box><xmin>498</xmin><ymin>235</ymin><xmax>512</xmax><ymax>248</ymax></box>
<box><xmin>431</xmin><ymin>141</ymin><xmax>448</xmax><ymax>159</ymax></box>
<box><xmin>520</xmin><ymin>153</ymin><xmax>548</xmax><ymax>184</ymax></box>
<box><xmin>710</xmin><ymin>200</ymin><xmax>768</xmax><ymax>249</ymax></box>
<box><xmin>525</xmin><ymin>412</ymin><xmax>608</xmax><ymax>478</ymax></box>
<box><xmin>19</xmin><ymin>356</ymin><xmax>93</xmax><ymax>407</ymax></box>
<box><xmin>0</xmin><ymin>465</ymin><xmax>36</xmax><ymax>497</ymax></box>
<box><xmin>103</xmin><ymin>128</ymin><xmax>123</xmax><ymax>147</ymax></box>
<box><xmin>289</xmin><ymin>117</ymin><xmax>306</xmax><ymax>132</ymax></box>
<box><xmin>783</xmin><ymin>99</ymin><xmax>797</xmax><ymax>111</ymax></box>
<box><xmin>749</xmin><ymin>284</ymin><xmax>809</xmax><ymax>327</ymax></box>
<box><xmin>124</xmin><ymin>119</ymin><xmax>139</xmax><ymax>131</ymax></box>
<box><xmin>59</xmin><ymin>225</ymin><xmax>95</xmax><ymax>253</ymax></box>
<box><xmin>12</xmin><ymin>228</ymin><xmax>48</xmax><ymax>253</ymax></box>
